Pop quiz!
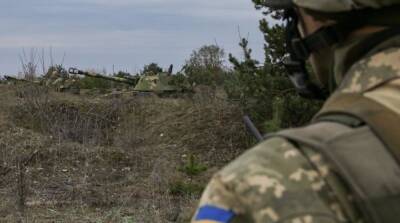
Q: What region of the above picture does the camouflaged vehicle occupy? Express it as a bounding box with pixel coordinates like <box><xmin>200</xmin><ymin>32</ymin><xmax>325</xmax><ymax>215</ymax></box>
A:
<box><xmin>134</xmin><ymin>64</ymin><xmax>192</xmax><ymax>96</ymax></box>
<box><xmin>134</xmin><ymin>73</ymin><xmax>184</xmax><ymax>93</ymax></box>
<box><xmin>41</xmin><ymin>66</ymin><xmax>80</xmax><ymax>94</ymax></box>
<box><xmin>5</xmin><ymin>74</ymin><xmax>80</xmax><ymax>94</ymax></box>
<box><xmin>69</xmin><ymin>66</ymin><xmax>191</xmax><ymax>96</ymax></box>
<box><xmin>69</xmin><ymin>67</ymin><xmax>141</xmax><ymax>96</ymax></box>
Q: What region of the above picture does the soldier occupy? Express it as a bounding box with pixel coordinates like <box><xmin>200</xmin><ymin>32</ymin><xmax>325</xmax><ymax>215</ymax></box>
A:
<box><xmin>192</xmin><ymin>0</ymin><xmax>400</xmax><ymax>222</ymax></box>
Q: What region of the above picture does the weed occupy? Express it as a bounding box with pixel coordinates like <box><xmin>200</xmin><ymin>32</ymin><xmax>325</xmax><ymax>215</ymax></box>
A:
<box><xmin>169</xmin><ymin>181</ymin><xmax>204</xmax><ymax>196</ymax></box>
<box><xmin>180</xmin><ymin>154</ymin><xmax>207</xmax><ymax>177</ymax></box>
<box><xmin>95</xmin><ymin>208</ymin><xmax>135</xmax><ymax>223</ymax></box>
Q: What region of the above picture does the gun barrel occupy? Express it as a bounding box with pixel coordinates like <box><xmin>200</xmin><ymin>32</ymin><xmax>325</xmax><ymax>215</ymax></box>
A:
<box><xmin>4</xmin><ymin>75</ymin><xmax>16</xmax><ymax>80</ymax></box>
<box><xmin>69</xmin><ymin>67</ymin><xmax>138</xmax><ymax>85</ymax></box>
<box><xmin>4</xmin><ymin>75</ymin><xmax>29</xmax><ymax>82</ymax></box>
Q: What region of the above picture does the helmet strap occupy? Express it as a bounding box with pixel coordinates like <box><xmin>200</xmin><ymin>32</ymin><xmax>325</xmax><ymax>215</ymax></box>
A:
<box><xmin>290</xmin><ymin>21</ymin><xmax>365</xmax><ymax>60</ymax></box>
<box><xmin>283</xmin><ymin>10</ymin><xmax>330</xmax><ymax>100</ymax></box>
<box><xmin>282</xmin><ymin>8</ymin><xmax>373</xmax><ymax>100</ymax></box>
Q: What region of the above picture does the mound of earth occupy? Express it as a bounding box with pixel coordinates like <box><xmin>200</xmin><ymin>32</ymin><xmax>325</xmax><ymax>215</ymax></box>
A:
<box><xmin>0</xmin><ymin>84</ymin><xmax>250</xmax><ymax>222</ymax></box>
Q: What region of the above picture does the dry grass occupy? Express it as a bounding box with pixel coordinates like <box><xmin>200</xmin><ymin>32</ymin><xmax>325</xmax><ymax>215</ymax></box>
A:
<box><xmin>12</xmin><ymin>85</ymin><xmax>122</xmax><ymax>145</ymax></box>
<box><xmin>0</xmin><ymin>84</ymin><xmax>250</xmax><ymax>222</ymax></box>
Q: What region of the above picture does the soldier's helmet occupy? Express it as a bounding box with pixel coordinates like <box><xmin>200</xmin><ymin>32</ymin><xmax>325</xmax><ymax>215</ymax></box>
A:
<box><xmin>261</xmin><ymin>0</ymin><xmax>400</xmax><ymax>99</ymax></box>
<box><xmin>263</xmin><ymin>0</ymin><xmax>400</xmax><ymax>12</ymax></box>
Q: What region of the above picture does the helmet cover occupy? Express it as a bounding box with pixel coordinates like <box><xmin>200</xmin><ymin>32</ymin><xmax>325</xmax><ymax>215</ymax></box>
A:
<box><xmin>263</xmin><ymin>0</ymin><xmax>400</xmax><ymax>12</ymax></box>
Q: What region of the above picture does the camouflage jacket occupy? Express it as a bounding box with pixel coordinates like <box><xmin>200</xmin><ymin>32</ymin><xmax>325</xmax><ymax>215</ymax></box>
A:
<box><xmin>192</xmin><ymin>33</ymin><xmax>400</xmax><ymax>222</ymax></box>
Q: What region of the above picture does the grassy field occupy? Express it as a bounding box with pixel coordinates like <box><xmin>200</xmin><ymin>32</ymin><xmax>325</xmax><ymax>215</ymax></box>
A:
<box><xmin>0</xmin><ymin>84</ymin><xmax>250</xmax><ymax>222</ymax></box>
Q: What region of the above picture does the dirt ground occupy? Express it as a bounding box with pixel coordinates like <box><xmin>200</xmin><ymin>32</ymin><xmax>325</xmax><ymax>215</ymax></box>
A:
<box><xmin>0</xmin><ymin>84</ymin><xmax>250</xmax><ymax>223</ymax></box>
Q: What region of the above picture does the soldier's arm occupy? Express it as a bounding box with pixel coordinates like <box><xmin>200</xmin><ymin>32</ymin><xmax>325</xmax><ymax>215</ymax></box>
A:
<box><xmin>192</xmin><ymin>137</ymin><xmax>348</xmax><ymax>223</ymax></box>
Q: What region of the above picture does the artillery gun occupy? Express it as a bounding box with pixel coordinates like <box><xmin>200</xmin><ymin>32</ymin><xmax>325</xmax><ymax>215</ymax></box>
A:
<box><xmin>4</xmin><ymin>75</ymin><xmax>41</xmax><ymax>86</ymax></box>
<box><xmin>69</xmin><ymin>68</ymin><xmax>139</xmax><ymax>86</ymax></box>
<box><xmin>133</xmin><ymin>64</ymin><xmax>192</xmax><ymax>96</ymax></box>
<box><xmin>4</xmin><ymin>75</ymin><xmax>30</xmax><ymax>83</ymax></box>
<box><xmin>69</xmin><ymin>66</ymin><xmax>191</xmax><ymax>96</ymax></box>
<box><xmin>3</xmin><ymin>72</ymin><xmax>79</xmax><ymax>94</ymax></box>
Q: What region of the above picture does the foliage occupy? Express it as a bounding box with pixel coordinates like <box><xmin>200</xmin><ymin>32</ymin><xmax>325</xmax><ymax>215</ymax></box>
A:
<box><xmin>114</xmin><ymin>71</ymin><xmax>132</xmax><ymax>78</ymax></box>
<box><xmin>142</xmin><ymin>63</ymin><xmax>163</xmax><ymax>75</ymax></box>
<box><xmin>169</xmin><ymin>181</ymin><xmax>204</xmax><ymax>196</ymax></box>
<box><xmin>169</xmin><ymin>72</ymin><xmax>191</xmax><ymax>90</ymax></box>
<box><xmin>224</xmin><ymin>3</ymin><xmax>322</xmax><ymax>132</ymax></box>
<box><xmin>19</xmin><ymin>48</ymin><xmax>39</xmax><ymax>81</ymax></box>
<box><xmin>79</xmin><ymin>76</ymin><xmax>113</xmax><ymax>90</ymax></box>
<box><xmin>77</xmin><ymin>69</ymin><xmax>112</xmax><ymax>90</ymax></box>
<box><xmin>179</xmin><ymin>155</ymin><xmax>207</xmax><ymax>177</ymax></box>
<box><xmin>183</xmin><ymin>45</ymin><xmax>228</xmax><ymax>86</ymax></box>
<box><xmin>12</xmin><ymin>85</ymin><xmax>121</xmax><ymax>145</ymax></box>
<box><xmin>96</xmin><ymin>209</ymin><xmax>135</xmax><ymax>223</ymax></box>
<box><xmin>226</xmin><ymin>38</ymin><xmax>292</xmax><ymax>128</ymax></box>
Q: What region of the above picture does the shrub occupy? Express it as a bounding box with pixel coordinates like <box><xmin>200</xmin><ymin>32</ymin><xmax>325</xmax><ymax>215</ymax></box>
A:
<box><xmin>169</xmin><ymin>181</ymin><xmax>204</xmax><ymax>196</ymax></box>
<box><xmin>142</xmin><ymin>63</ymin><xmax>163</xmax><ymax>75</ymax></box>
<box><xmin>79</xmin><ymin>76</ymin><xmax>113</xmax><ymax>90</ymax></box>
<box><xmin>226</xmin><ymin>35</ymin><xmax>322</xmax><ymax>133</ymax></box>
<box><xmin>183</xmin><ymin>45</ymin><xmax>228</xmax><ymax>87</ymax></box>
<box><xmin>12</xmin><ymin>85</ymin><xmax>122</xmax><ymax>145</ymax></box>
<box><xmin>179</xmin><ymin>155</ymin><xmax>207</xmax><ymax>177</ymax></box>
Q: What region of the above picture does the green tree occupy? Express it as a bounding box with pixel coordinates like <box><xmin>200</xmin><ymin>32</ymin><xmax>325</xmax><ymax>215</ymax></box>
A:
<box><xmin>183</xmin><ymin>45</ymin><xmax>227</xmax><ymax>86</ymax></box>
<box><xmin>142</xmin><ymin>63</ymin><xmax>163</xmax><ymax>75</ymax></box>
<box><xmin>114</xmin><ymin>71</ymin><xmax>131</xmax><ymax>78</ymax></box>
<box><xmin>227</xmin><ymin>38</ymin><xmax>293</xmax><ymax>128</ymax></box>
<box><xmin>225</xmin><ymin>2</ymin><xmax>322</xmax><ymax>132</ymax></box>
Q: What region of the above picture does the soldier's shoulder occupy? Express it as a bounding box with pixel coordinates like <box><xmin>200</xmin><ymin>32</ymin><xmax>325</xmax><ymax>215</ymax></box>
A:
<box><xmin>227</xmin><ymin>136</ymin><xmax>300</xmax><ymax>163</ymax></box>
<box><xmin>219</xmin><ymin>136</ymin><xmax>306</xmax><ymax>181</ymax></box>
<box><xmin>339</xmin><ymin>47</ymin><xmax>400</xmax><ymax>94</ymax></box>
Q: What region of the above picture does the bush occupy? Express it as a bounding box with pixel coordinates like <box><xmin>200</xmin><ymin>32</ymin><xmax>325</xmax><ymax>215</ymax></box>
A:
<box><xmin>179</xmin><ymin>155</ymin><xmax>207</xmax><ymax>177</ymax></box>
<box><xmin>12</xmin><ymin>85</ymin><xmax>122</xmax><ymax>145</ymax></box>
<box><xmin>142</xmin><ymin>63</ymin><xmax>163</xmax><ymax>75</ymax></box>
<box><xmin>183</xmin><ymin>45</ymin><xmax>228</xmax><ymax>87</ymax></box>
<box><xmin>169</xmin><ymin>181</ymin><xmax>204</xmax><ymax>196</ymax></box>
<box><xmin>226</xmin><ymin>38</ymin><xmax>322</xmax><ymax>133</ymax></box>
<box><xmin>79</xmin><ymin>76</ymin><xmax>113</xmax><ymax>90</ymax></box>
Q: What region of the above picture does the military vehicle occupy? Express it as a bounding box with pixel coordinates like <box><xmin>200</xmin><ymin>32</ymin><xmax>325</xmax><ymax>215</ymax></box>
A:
<box><xmin>134</xmin><ymin>64</ymin><xmax>192</xmax><ymax>95</ymax></box>
<box><xmin>4</xmin><ymin>75</ymin><xmax>29</xmax><ymax>83</ymax></box>
<box><xmin>3</xmin><ymin>75</ymin><xmax>40</xmax><ymax>85</ymax></box>
<box><xmin>41</xmin><ymin>66</ymin><xmax>80</xmax><ymax>94</ymax></box>
<box><xmin>4</xmin><ymin>72</ymin><xmax>79</xmax><ymax>94</ymax></box>
<box><xmin>69</xmin><ymin>66</ymin><xmax>191</xmax><ymax>96</ymax></box>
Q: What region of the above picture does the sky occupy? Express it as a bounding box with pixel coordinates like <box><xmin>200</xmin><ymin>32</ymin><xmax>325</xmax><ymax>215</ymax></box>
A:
<box><xmin>0</xmin><ymin>0</ymin><xmax>266</xmax><ymax>75</ymax></box>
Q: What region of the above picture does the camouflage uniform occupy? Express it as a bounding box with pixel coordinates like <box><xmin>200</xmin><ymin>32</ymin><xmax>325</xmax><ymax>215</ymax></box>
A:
<box><xmin>192</xmin><ymin>1</ymin><xmax>400</xmax><ymax>222</ymax></box>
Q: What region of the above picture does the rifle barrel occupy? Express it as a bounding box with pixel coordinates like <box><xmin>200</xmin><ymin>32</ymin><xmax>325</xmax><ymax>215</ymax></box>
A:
<box><xmin>243</xmin><ymin>115</ymin><xmax>264</xmax><ymax>142</ymax></box>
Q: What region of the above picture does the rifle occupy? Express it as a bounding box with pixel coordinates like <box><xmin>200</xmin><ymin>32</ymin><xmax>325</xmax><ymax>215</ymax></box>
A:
<box><xmin>243</xmin><ymin>115</ymin><xmax>264</xmax><ymax>142</ymax></box>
